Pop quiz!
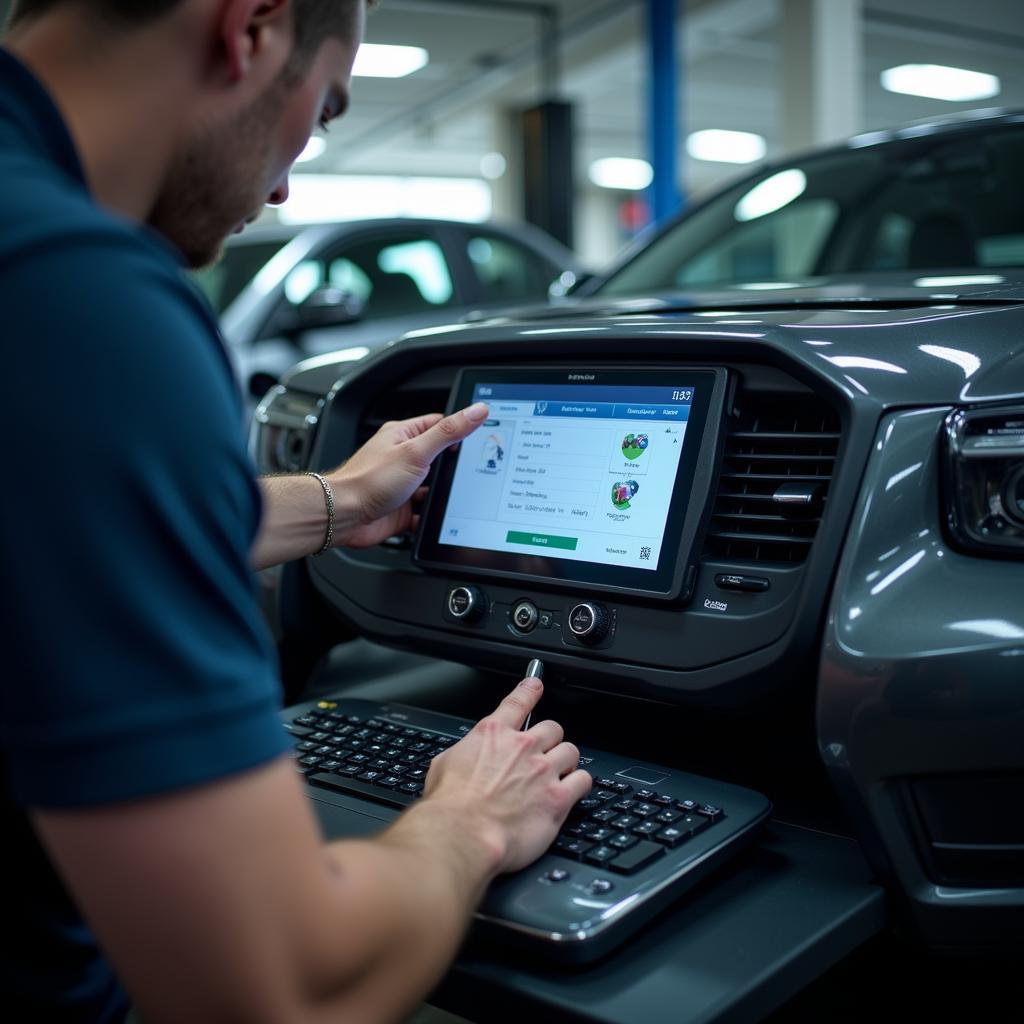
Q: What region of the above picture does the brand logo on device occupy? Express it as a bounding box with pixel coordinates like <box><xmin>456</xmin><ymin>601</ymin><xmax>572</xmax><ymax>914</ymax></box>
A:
<box><xmin>567</xmin><ymin>373</ymin><xmax>596</xmax><ymax>380</ymax></box>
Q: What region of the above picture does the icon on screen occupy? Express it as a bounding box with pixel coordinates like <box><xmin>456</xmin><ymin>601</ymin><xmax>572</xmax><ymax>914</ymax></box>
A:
<box><xmin>480</xmin><ymin>432</ymin><xmax>506</xmax><ymax>470</ymax></box>
<box><xmin>621</xmin><ymin>433</ymin><xmax>649</xmax><ymax>460</ymax></box>
<box><xmin>611</xmin><ymin>480</ymin><xmax>640</xmax><ymax>510</ymax></box>
<box><xmin>536</xmin><ymin>401</ymin><xmax>548</xmax><ymax>414</ymax></box>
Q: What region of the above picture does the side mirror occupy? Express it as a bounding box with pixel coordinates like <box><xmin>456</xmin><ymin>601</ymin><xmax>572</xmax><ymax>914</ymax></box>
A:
<box><xmin>279</xmin><ymin>287</ymin><xmax>366</xmax><ymax>335</ymax></box>
<box><xmin>549</xmin><ymin>270</ymin><xmax>593</xmax><ymax>300</ymax></box>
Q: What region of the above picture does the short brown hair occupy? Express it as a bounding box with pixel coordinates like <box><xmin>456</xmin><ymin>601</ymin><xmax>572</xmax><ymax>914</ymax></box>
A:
<box><xmin>7</xmin><ymin>1</ymin><xmax>373</xmax><ymax>56</ymax></box>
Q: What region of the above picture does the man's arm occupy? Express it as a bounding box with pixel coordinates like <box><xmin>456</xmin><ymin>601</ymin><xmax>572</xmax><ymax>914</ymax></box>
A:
<box><xmin>251</xmin><ymin>402</ymin><xmax>490</xmax><ymax>571</ymax></box>
<box><xmin>35</xmin><ymin>677</ymin><xmax>590</xmax><ymax>1024</ymax></box>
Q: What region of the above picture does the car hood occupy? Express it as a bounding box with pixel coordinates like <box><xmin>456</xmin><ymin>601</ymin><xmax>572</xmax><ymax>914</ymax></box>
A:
<box><xmin>466</xmin><ymin>272</ymin><xmax>1024</xmax><ymax>323</ymax></box>
<box><xmin>282</xmin><ymin>273</ymin><xmax>1024</xmax><ymax>406</ymax></box>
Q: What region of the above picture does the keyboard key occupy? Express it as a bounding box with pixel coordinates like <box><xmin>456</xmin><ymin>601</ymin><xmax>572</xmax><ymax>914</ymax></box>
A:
<box><xmin>399</xmin><ymin>753</ymin><xmax>418</xmax><ymax>764</ymax></box>
<box><xmin>399</xmin><ymin>781</ymin><xmax>424</xmax><ymax>794</ymax></box>
<box><xmin>590</xmin><ymin>808</ymin><xmax>617</xmax><ymax>824</ymax></box>
<box><xmin>347</xmin><ymin>753</ymin><xmax>370</xmax><ymax>765</ymax></box>
<box><xmin>596</xmin><ymin>778</ymin><xmax>618</xmax><ymax>789</ymax></box>
<box><xmin>298</xmin><ymin>755</ymin><xmax>322</xmax><ymax>768</ymax></box>
<box><xmin>388</xmin><ymin>764</ymin><xmax>408</xmax><ymax>776</ymax></box>
<box><xmin>318</xmin><ymin>760</ymin><xmax>344</xmax><ymax>772</ymax></box>
<box><xmin>378</xmin><ymin>776</ymin><xmax>404</xmax><ymax>788</ymax></box>
<box><xmin>677</xmin><ymin>798</ymin><xmax>698</xmax><ymax>814</ymax></box>
<box><xmin>609</xmin><ymin>841</ymin><xmax>665</xmax><ymax>875</ymax></box>
<box><xmin>612</xmin><ymin>782</ymin><xmax>632</xmax><ymax>795</ymax></box>
<box><xmin>631</xmin><ymin>820</ymin><xmax>661</xmax><ymax>837</ymax></box>
<box><xmin>405</xmin><ymin>768</ymin><xmax>427</xmax><ymax>781</ymax></box>
<box><xmin>611</xmin><ymin>799</ymin><xmax>636</xmax><ymax>813</ymax></box>
<box><xmin>610</xmin><ymin>814</ymin><xmax>638</xmax><ymax>831</ymax></box>
<box><xmin>656</xmin><ymin>809</ymin><xmax>683</xmax><ymax>825</ymax></box>
<box><xmin>636</xmin><ymin>789</ymin><xmax>658</xmax><ymax>802</ymax></box>
<box><xmin>653</xmin><ymin>826</ymin><xmax>688</xmax><ymax>849</ymax></box>
<box><xmin>369</xmin><ymin>759</ymin><xmax>391</xmax><ymax>771</ymax></box>
<box><xmin>632</xmin><ymin>803</ymin><xmax>658</xmax><ymax>818</ymax></box>
<box><xmin>283</xmin><ymin>723</ymin><xmax>313</xmax><ymax>738</ymax></box>
<box><xmin>592</xmin><ymin>789</ymin><xmax>616</xmax><ymax>803</ymax></box>
<box><xmin>409</xmin><ymin>742</ymin><xmax>430</xmax><ymax>753</ymax></box>
<box><xmin>294</xmin><ymin>715</ymin><xmax>318</xmax><ymax>727</ymax></box>
<box><xmin>609</xmin><ymin>833</ymin><xmax>638</xmax><ymax>851</ymax></box>
<box><xmin>582</xmin><ymin>827</ymin><xmax>614</xmax><ymax>843</ymax></box>
<box><xmin>429</xmin><ymin>746</ymin><xmax>447</xmax><ymax>758</ymax></box>
<box><xmin>698</xmin><ymin>804</ymin><xmax>724</xmax><ymax>823</ymax></box>
<box><xmin>296</xmin><ymin>741</ymin><xmax>318</xmax><ymax>752</ymax></box>
<box><xmin>561</xmin><ymin>823</ymin><xmax>586</xmax><ymax>838</ymax></box>
<box><xmin>584</xmin><ymin>845</ymin><xmax>618</xmax><ymax>866</ymax></box>
<box><xmin>309</xmin><ymin>773</ymin><xmax>414</xmax><ymax>809</ymax></box>
<box><xmin>402</xmin><ymin>728</ymin><xmax>420</xmax><ymax>738</ymax></box>
<box><xmin>654</xmin><ymin>794</ymin><xmax>675</xmax><ymax>807</ymax></box>
<box><xmin>309</xmin><ymin>731</ymin><xmax>330</xmax><ymax>742</ymax></box>
<box><xmin>357</xmin><ymin>770</ymin><xmax>383</xmax><ymax>783</ymax></box>
<box><xmin>553</xmin><ymin>838</ymin><xmax>593</xmax><ymax>860</ymax></box>
<box><xmin>574</xmin><ymin>798</ymin><xmax>604</xmax><ymax>815</ymax></box>
<box><xmin>679</xmin><ymin>814</ymin><xmax>710</xmax><ymax>837</ymax></box>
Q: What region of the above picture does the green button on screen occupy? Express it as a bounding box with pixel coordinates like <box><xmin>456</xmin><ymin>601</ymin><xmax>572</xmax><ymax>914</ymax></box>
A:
<box><xmin>506</xmin><ymin>531</ymin><xmax>578</xmax><ymax>551</ymax></box>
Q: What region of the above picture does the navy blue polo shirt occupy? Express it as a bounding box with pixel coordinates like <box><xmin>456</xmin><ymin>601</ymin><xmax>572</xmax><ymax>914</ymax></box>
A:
<box><xmin>0</xmin><ymin>48</ymin><xmax>290</xmax><ymax>1021</ymax></box>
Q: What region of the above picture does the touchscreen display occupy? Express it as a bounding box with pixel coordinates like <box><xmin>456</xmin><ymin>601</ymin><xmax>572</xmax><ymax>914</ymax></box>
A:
<box><xmin>438</xmin><ymin>383</ymin><xmax>695</xmax><ymax>572</ymax></box>
<box><xmin>416</xmin><ymin>367</ymin><xmax>724</xmax><ymax>598</ymax></box>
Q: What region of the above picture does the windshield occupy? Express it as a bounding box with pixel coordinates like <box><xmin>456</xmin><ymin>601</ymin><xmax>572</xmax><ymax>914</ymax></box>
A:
<box><xmin>598</xmin><ymin>124</ymin><xmax>1024</xmax><ymax>296</ymax></box>
<box><xmin>192</xmin><ymin>238</ymin><xmax>293</xmax><ymax>314</ymax></box>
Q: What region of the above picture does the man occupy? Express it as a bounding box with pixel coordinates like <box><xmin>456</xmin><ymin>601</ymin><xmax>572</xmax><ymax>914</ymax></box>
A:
<box><xmin>0</xmin><ymin>2</ymin><xmax>591</xmax><ymax>1021</ymax></box>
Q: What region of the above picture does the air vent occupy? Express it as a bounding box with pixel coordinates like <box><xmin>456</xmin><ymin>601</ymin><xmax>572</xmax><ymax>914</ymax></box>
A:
<box><xmin>703</xmin><ymin>391</ymin><xmax>841</xmax><ymax>565</ymax></box>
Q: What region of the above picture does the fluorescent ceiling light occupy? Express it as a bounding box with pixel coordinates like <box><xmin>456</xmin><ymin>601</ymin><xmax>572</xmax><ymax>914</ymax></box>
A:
<box><xmin>295</xmin><ymin>137</ymin><xmax>326</xmax><ymax>164</ymax></box>
<box><xmin>881</xmin><ymin>64</ymin><xmax>1000</xmax><ymax>102</ymax></box>
<box><xmin>734</xmin><ymin>169</ymin><xmax>807</xmax><ymax>222</ymax></box>
<box><xmin>353</xmin><ymin>43</ymin><xmax>428</xmax><ymax>78</ymax></box>
<box><xmin>589</xmin><ymin>158</ymin><xmax>654</xmax><ymax>191</ymax></box>
<box><xmin>687</xmin><ymin>129</ymin><xmax>766</xmax><ymax>164</ymax></box>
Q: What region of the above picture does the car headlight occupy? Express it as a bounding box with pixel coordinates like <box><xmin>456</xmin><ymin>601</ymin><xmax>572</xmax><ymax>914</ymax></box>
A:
<box><xmin>249</xmin><ymin>385</ymin><xmax>323</xmax><ymax>474</ymax></box>
<box><xmin>944</xmin><ymin>404</ymin><xmax>1024</xmax><ymax>556</ymax></box>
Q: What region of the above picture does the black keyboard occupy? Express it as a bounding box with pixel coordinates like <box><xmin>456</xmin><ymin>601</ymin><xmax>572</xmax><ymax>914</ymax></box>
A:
<box><xmin>285</xmin><ymin>696</ymin><xmax>771</xmax><ymax>963</ymax></box>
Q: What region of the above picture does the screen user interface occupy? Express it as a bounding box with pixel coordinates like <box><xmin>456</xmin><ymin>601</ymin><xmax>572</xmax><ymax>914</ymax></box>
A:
<box><xmin>438</xmin><ymin>383</ymin><xmax>697</xmax><ymax>571</ymax></box>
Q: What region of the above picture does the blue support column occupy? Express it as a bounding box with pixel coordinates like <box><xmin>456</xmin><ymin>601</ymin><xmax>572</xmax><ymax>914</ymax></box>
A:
<box><xmin>648</xmin><ymin>0</ymin><xmax>683</xmax><ymax>225</ymax></box>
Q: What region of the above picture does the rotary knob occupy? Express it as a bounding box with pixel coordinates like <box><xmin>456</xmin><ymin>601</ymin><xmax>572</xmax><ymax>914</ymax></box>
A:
<box><xmin>447</xmin><ymin>586</ymin><xmax>486</xmax><ymax>623</ymax></box>
<box><xmin>568</xmin><ymin>602</ymin><xmax>610</xmax><ymax>644</ymax></box>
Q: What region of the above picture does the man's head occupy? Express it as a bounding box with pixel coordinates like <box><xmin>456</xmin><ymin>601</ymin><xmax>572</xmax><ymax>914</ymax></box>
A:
<box><xmin>9</xmin><ymin>1</ymin><xmax>372</xmax><ymax>267</ymax></box>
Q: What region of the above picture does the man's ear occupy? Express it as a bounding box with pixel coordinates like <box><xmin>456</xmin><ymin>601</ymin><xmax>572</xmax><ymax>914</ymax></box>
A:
<box><xmin>218</xmin><ymin>0</ymin><xmax>293</xmax><ymax>84</ymax></box>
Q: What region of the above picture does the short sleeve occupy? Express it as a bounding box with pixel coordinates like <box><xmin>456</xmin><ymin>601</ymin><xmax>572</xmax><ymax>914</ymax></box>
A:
<box><xmin>1</xmin><ymin>226</ymin><xmax>290</xmax><ymax>807</ymax></box>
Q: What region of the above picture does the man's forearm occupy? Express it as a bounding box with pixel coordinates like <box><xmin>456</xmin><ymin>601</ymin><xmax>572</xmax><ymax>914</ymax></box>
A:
<box><xmin>251</xmin><ymin>474</ymin><xmax>359</xmax><ymax>571</ymax></box>
<box><xmin>307</xmin><ymin>799</ymin><xmax>502</xmax><ymax>1023</ymax></box>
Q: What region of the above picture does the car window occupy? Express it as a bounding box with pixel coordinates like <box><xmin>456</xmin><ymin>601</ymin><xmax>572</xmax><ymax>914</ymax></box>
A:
<box><xmin>465</xmin><ymin>233</ymin><xmax>555</xmax><ymax>303</ymax></box>
<box><xmin>676</xmin><ymin>200</ymin><xmax>838</xmax><ymax>286</ymax></box>
<box><xmin>598</xmin><ymin>126</ymin><xmax>1024</xmax><ymax>295</ymax></box>
<box><xmin>192</xmin><ymin>239</ymin><xmax>292</xmax><ymax>313</ymax></box>
<box><xmin>282</xmin><ymin>234</ymin><xmax>455</xmax><ymax>321</ymax></box>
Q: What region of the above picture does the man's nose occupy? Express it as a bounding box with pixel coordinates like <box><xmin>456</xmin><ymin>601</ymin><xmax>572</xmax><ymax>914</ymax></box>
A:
<box><xmin>267</xmin><ymin>174</ymin><xmax>290</xmax><ymax>206</ymax></box>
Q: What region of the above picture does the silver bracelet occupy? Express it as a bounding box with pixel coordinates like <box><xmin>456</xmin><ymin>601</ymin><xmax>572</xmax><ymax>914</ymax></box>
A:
<box><xmin>306</xmin><ymin>471</ymin><xmax>335</xmax><ymax>555</ymax></box>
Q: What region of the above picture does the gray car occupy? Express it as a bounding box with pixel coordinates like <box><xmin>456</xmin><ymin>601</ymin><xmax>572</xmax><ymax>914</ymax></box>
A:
<box><xmin>192</xmin><ymin>217</ymin><xmax>582</xmax><ymax>399</ymax></box>
<box><xmin>257</xmin><ymin>110</ymin><xmax>1023</xmax><ymax>1015</ymax></box>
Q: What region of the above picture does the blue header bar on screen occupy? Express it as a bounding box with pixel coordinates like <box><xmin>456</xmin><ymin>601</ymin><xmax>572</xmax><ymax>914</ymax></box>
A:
<box><xmin>473</xmin><ymin>383</ymin><xmax>695</xmax><ymax>406</ymax></box>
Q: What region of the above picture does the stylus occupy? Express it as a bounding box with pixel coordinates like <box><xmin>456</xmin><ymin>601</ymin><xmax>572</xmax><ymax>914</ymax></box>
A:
<box><xmin>522</xmin><ymin>659</ymin><xmax>544</xmax><ymax>730</ymax></box>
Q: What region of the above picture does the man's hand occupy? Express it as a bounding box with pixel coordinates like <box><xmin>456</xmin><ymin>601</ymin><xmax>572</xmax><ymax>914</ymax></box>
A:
<box><xmin>418</xmin><ymin>676</ymin><xmax>593</xmax><ymax>874</ymax></box>
<box><xmin>329</xmin><ymin>402</ymin><xmax>490</xmax><ymax>548</ymax></box>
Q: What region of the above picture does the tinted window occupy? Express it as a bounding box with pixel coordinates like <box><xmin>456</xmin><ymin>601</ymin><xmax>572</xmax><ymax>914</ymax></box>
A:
<box><xmin>599</xmin><ymin>126</ymin><xmax>1024</xmax><ymax>295</ymax></box>
<box><xmin>281</xmin><ymin>234</ymin><xmax>455</xmax><ymax>321</ymax></box>
<box><xmin>466</xmin><ymin>233</ymin><xmax>555</xmax><ymax>303</ymax></box>
<box><xmin>192</xmin><ymin>239</ymin><xmax>291</xmax><ymax>313</ymax></box>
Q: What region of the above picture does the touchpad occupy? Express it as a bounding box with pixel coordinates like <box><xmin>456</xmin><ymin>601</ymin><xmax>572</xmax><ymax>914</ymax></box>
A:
<box><xmin>307</xmin><ymin>791</ymin><xmax>395</xmax><ymax>840</ymax></box>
